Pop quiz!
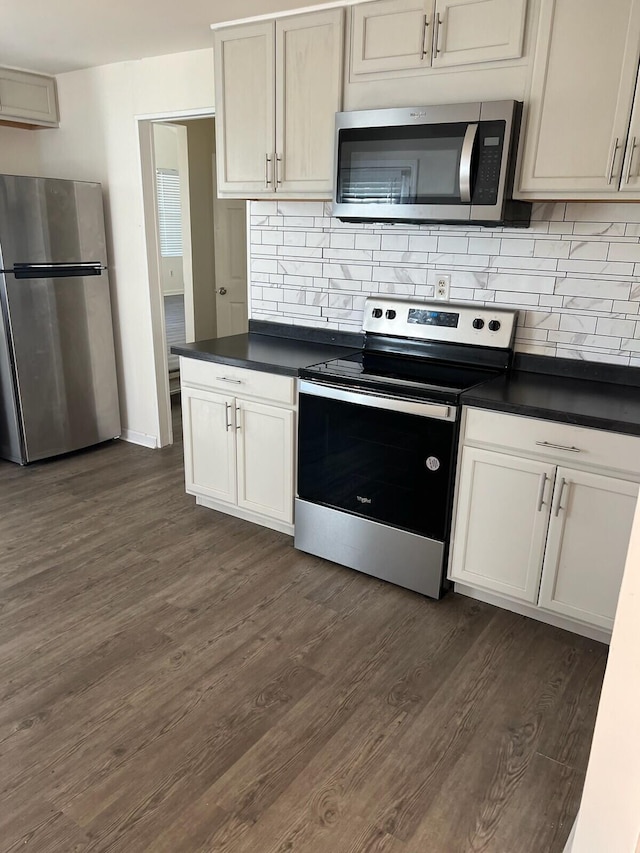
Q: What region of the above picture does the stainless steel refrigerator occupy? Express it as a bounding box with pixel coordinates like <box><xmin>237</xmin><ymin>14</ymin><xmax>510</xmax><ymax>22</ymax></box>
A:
<box><xmin>0</xmin><ymin>175</ymin><xmax>121</xmax><ymax>464</ymax></box>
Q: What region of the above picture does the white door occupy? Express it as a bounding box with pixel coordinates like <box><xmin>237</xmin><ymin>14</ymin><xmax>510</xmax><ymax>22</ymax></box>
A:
<box><xmin>449</xmin><ymin>447</ymin><xmax>555</xmax><ymax>603</ymax></box>
<box><xmin>213</xmin><ymin>196</ymin><xmax>248</xmax><ymax>338</ymax></box>
<box><xmin>518</xmin><ymin>0</ymin><xmax>640</xmax><ymax>195</ymax></box>
<box><xmin>236</xmin><ymin>400</ymin><xmax>294</xmax><ymax>524</ymax></box>
<box><xmin>275</xmin><ymin>9</ymin><xmax>345</xmax><ymax>195</ymax></box>
<box><xmin>214</xmin><ymin>22</ymin><xmax>276</xmax><ymax>195</ymax></box>
<box><xmin>538</xmin><ymin>468</ymin><xmax>639</xmax><ymax>631</ymax></box>
<box><xmin>432</xmin><ymin>0</ymin><xmax>526</xmax><ymax>68</ymax></box>
<box><xmin>350</xmin><ymin>0</ymin><xmax>435</xmax><ymax>75</ymax></box>
<box><xmin>181</xmin><ymin>387</ymin><xmax>237</xmax><ymax>504</ymax></box>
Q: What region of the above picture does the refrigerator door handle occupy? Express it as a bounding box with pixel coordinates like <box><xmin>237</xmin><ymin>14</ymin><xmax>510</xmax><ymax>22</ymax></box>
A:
<box><xmin>10</xmin><ymin>262</ymin><xmax>105</xmax><ymax>279</ymax></box>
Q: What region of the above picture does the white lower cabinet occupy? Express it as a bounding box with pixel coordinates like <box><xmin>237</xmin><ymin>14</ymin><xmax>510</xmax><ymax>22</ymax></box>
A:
<box><xmin>538</xmin><ymin>468</ymin><xmax>639</xmax><ymax>630</ymax></box>
<box><xmin>449</xmin><ymin>408</ymin><xmax>640</xmax><ymax>640</ymax></box>
<box><xmin>180</xmin><ymin>359</ymin><xmax>295</xmax><ymax>534</ymax></box>
<box><xmin>450</xmin><ymin>447</ymin><xmax>554</xmax><ymax>603</ymax></box>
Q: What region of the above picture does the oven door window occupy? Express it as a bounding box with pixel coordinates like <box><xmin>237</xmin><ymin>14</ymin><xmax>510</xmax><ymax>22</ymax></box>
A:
<box><xmin>337</xmin><ymin>122</ymin><xmax>474</xmax><ymax>206</ymax></box>
<box><xmin>297</xmin><ymin>394</ymin><xmax>456</xmax><ymax>541</ymax></box>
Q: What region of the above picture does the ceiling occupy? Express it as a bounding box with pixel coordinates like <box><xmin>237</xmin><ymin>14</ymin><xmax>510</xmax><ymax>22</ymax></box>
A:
<box><xmin>1</xmin><ymin>0</ymin><xmax>344</xmax><ymax>75</ymax></box>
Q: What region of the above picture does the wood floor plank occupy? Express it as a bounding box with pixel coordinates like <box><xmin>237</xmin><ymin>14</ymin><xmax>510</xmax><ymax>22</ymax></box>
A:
<box><xmin>0</xmin><ymin>400</ymin><xmax>608</xmax><ymax>852</ymax></box>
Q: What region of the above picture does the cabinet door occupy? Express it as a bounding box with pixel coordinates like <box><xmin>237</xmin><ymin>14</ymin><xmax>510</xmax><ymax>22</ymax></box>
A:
<box><xmin>620</xmin><ymin>73</ymin><xmax>640</xmax><ymax>193</ymax></box>
<box><xmin>214</xmin><ymin>22</ymin><xmax>276</xmax><ymax>195</ymax></box>
<box><xmin>351</xmin><ymin>0</ymin><xmax>435</xmax><ymax>75</ymax></box>
<box><xmin>181</xmin><ymin>387</ymin><xmax>237</xmax><ymax>505</ymax></box>
<box><xmin>432</xmin><ymin>0</ymin><xmax>526</xmax><ymax>68</ymax></box>
<box><xmin>518</xmin><ymin>0</ymin><xmax>640</xmax><ymax>195</ymax></box>
<box><xmin>449</xmin><ymin>447</ymin><xmax>555</xmax><ymax>602</ymax></box>
<box><xmin>0</xmin><ymin>69</ymin><xmax>58</xmax><ymax>126</ymax></box>
<box><xmin>236</xmin><ymin>400</ymin><xmax>294</xmax><ymax>523</ymax></box>
<box><xmin>275</xmin><ymin>9</ymin><xmax>344</xmax><ymax>195</ymax></box>
<box><xmin>538</xmin><ymin>469</ymin><xmax>639</xmax><ymax>630</ymax></box>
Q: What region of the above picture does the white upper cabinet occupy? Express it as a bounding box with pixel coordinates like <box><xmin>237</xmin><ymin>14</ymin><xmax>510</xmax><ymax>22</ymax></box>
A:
<box><xmin>350</xmin><ymin>0</ymin><xmax>526</xmax><ymax>77</ymax></box>
<box><xmin>433</xmin><ymin>0</ymin><xmax>527</xmax><ymax>68</ymax></box>
<box><xmin>351</xmin><ymin>0</ymin><xmax>434</xmax><ymax>74</ymax></box>
<box><xmin>214</xmin><ymin>22</ymin><xmax>276</xmax><ymax>195</ymax></box>
<box><xmin>518</xmin><ymin>0</ymin><xmax>640</xmax><ymax>198</ymax></box>
<box><xmin>0</xmin><ymin>68</ymin><xmax>59</xmax><ymax>127</ymax></box>
<box><xmin>214</xmin><ymin>9</ymin><xmax>344</xmax><ymax>198</ymax></box>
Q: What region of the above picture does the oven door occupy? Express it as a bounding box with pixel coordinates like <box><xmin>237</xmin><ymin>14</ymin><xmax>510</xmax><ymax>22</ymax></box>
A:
<box><xmin>297</xmin><ymin>381</ymin><xmax>457</xmax><ymax>541</ymax></box>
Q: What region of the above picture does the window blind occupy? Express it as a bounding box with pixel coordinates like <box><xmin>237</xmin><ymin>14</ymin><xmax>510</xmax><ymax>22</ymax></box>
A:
<box><xmin>156</xmin><ymin>169</ymin><xmax>182</xmax><ymax>258</ymax></box>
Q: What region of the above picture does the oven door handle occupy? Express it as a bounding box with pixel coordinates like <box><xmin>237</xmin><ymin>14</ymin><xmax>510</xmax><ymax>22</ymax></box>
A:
<box><xmin>459</xmin><ymin>123</ymin><xmax>478</xmax><ymax>204</ymax></box>
<box><xmin>299</xmin><ymin>380</ymin><xmax>455</xmax><ymax>421</ymax></box>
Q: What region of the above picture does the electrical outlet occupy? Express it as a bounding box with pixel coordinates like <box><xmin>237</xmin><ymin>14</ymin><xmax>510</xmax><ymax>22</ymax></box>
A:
<box><xmin>435</xmin><ymin>274</ymin><xmax>450</xmax><ymax>300</ymax></box>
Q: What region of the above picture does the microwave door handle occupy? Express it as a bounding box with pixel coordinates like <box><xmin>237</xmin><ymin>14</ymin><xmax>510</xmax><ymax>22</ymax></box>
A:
<box><xmin>459</xmin><ymin>123</ymin><xmax>478</xmax><ymax>204</ymax></box>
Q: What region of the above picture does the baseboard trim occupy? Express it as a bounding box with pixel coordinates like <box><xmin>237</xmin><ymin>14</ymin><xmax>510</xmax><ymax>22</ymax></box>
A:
<box><xmin>563</xmin><ymin>817</ymin><xmax>577</xmax><ymax>853</ymax></box>
<box><xmin>194</xmin><ymin>495</ymin><xmax>294</xmax><ymax>536</ymax></box>
<box><xmin>120</xmin><ymin>429</ymin><xmax>158</xmax><ymax>449</ymax></box>
<box><xmin>453</xmin><ymin>583</ymin><xmax>611</xmax><ymax>645</ymax></box>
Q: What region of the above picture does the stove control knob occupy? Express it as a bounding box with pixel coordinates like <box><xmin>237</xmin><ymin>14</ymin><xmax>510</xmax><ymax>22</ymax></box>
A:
<box><xmin>472</xmin><ymin>318</ymin><xmax>485</xmax><ymax>330</ymax></box>
<box><xmin>372</xmin><ymin>308</ymin><xmax>383</xmax><ymax>318</ymax></box>
<box><xmin>386</xmin><ymin>309</ymin><xmax>397</xmax><ymax>320</ymax></box>
<box><xmin>488</xmin><ymin>320</ymin><xmax>501</xmax><ymax>332</ymax></box>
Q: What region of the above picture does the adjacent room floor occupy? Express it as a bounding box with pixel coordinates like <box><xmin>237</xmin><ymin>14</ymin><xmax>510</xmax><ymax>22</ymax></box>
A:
<box><xmin>0</xmin><ymin>402</ymin><xmax>607</xmax><ymax>852</ymax></box>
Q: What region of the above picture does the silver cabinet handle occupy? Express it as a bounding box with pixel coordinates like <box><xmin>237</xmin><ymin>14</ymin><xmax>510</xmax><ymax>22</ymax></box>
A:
<box><xmin>432</xmin><ymin>12</ymin><xmax>443</xmax><ymax>57</ymax></box>
<box><xmin>265</xmin><ymin>153</ymin><xmax>273</xmax><ymax>189</ymax></box>
<box><xmin>624</xmin><ymin>136</ymin><xmax>638</xmax><ymax>184</ymax></box>
<box><xmin>420</xmin><ymin>14</ymin><xmax>430</xmax><ymax>60</ymax></box>
<box><xmin>276</xmin><ymin>153</ymin><xmax>282</xmax><ymax>187</ymax></box>
<box><xmin>217</xmin><ymin>376</ymin><xmax>243</xmax><ymax>384</ymax></box>
<box><xmin>537</xmin><ymin>472</ymin><xmax>548</xmax><ymax>512</ymax></box>
<box><xmin>459</xmin><ymin>123</ymin><xmax>478</xmax><ymax>204</ymax></box>
<box><xmin>225</xmin><ymin>402</ymin><xmax>232</xmax><ymax>432</ymax></box>
<box><xmin>554</xmin><ymin>478</ymin><xmax>568</xmax><ymax>517</ymax></box>
<box><xmin>608</xmin><ymin>137</ymin><xmax>621</xmax><ymax>184</ymax></box>
<box><xmin>535</xmin><ymin>440</ymin><xmax>582</xmax><ymax>453</ymax></box>
<box><xmin>235</xmin><ymin>405</ymin><xmax>242</xmax><ymax>430</ymax></box>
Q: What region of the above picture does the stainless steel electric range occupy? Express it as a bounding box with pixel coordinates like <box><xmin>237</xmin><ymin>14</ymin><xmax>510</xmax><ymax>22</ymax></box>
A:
<box><xmin>295</xmin><ymin>296</ymin><xmax>518</xmax><ymax>599</ymax></box>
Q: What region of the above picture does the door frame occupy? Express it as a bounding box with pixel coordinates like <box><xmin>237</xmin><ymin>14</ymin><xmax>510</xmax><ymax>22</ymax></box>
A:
<box><xmin>137</xmin><ymin>107</ymin><xmax>214</xmax><ymax>448</ymax></box>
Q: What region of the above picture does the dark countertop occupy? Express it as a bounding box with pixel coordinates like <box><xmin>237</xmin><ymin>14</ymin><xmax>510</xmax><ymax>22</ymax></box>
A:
<box><xmin>171</xmin><ymin>333</ymin><xmax>359</xmax><ymax>377</ymax></box>
<box><xmin>173</xmin><ymin>322</ymin><xmax>640</xmax><ymax>436</ymax></box>
<box><xmin>462</xmin><ymin>369</ymin><xmax>640</xmax><ymax>437</ymax></box>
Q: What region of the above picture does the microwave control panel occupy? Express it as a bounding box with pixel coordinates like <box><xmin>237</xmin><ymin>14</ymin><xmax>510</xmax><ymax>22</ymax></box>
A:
<box><xmin>473</xmin><ymin>121</ymin><xmax>506</xmax><ymax>206</ymax></box>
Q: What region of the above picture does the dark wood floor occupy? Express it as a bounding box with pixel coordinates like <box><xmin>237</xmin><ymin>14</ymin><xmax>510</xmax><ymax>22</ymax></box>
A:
<box><xmin>0</xmin><ymin>401</ymin><xmax>607</xmax><ymax>852</ymax></box>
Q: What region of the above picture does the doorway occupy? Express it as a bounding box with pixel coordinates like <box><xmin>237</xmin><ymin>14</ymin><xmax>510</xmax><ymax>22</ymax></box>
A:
<box><xmin>139</xmin><ymin>112</ymin><xmax>249</xmax><ymax>447</ymax></box>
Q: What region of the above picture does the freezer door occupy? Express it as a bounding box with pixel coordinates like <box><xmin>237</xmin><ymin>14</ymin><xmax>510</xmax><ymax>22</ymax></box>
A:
<box><xmin>0</xmin><ymin>175</ymin><xmax>107</xmax><ymax>270</ymax></box>
<box><xmin>4</xmin><ymin>271</ymin><xmax>120</xmax><ymax>462</ymax></box>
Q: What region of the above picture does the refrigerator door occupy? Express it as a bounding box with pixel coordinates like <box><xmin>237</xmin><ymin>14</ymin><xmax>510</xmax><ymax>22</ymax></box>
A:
<box><xmin>0</xmin><ymin>175</ymin><xmax>108</xmax><ymax>269</ymax></box>
<box><xmin>4</xmin><ymin>270</ymin><xmax>120</xmax><ymax>462</ymax></box>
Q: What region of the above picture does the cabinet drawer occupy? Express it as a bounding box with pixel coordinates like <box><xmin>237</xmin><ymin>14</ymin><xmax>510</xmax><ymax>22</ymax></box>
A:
<box><xmin>464</xmin><ymin>407</ymin><xmax>640</xmax><ymax>476</ymax></box>
<box><xmin>180</xmin><ymin>357</ymin><xmax>295</xmax><ymax>406</ymax></box>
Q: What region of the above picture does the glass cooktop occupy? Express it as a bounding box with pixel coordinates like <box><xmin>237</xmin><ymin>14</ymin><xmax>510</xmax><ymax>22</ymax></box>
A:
<box><xmin>300</xmin><ymin>350</ymin><xmax>503</xmax><ymax>404</ymax></box>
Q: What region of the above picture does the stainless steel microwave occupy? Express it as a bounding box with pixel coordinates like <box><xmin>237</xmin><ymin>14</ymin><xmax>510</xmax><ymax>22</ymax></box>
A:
<box><xmin>333</xmin><ymin>100</ymin><xmax>531</xmax><ymax>227</ymax></box>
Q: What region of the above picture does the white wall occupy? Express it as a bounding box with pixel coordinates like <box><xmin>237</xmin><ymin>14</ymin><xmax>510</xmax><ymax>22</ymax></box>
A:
<box><xmin>570</xmin><ymin>496</ymin><xmax>640</xmax><ymax>853</ymax></box>
<box><xmin>30</xmin><ymin>48</ymin><xmax>214</xmax><ymax>446</ymax></box>
<box><xmin>0</xmin><ymin>125</ymin><xmax>43</xmax><ymax>176</ymax></box>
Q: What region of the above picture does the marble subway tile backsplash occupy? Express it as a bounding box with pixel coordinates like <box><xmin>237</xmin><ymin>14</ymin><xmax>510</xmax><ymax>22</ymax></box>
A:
<box><xmin>249</xmin><ymin>201</ymin><xmax>640</xmax><ymax>366</ymax></box>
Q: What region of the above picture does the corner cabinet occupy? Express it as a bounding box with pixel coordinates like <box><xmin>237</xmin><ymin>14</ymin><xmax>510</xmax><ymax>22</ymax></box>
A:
<box><xmin>350</xmin><ymin>0</ymin><xmax>527</xmax><ymax>77</ymax></box>
<box><xmin>213</xmin><ymin>9</ymin><xmax>344</xmax><ymax>199</ymax></box>
<box><xmin>517</xmin><ymin>0</ymin><xmax>640</xmax><ymax>199</ymax></box>
<box><xmin>449</xmin><ymin>408</ymin><xmax>640</xmax><ymax>641</ymax></box>
<box><xmin>0</xmin><ymin>68</ymin><xmax>59</xmax><ymax>127</ymax></box>
<box><xmin>180</xmin><ymin>357</ymin><xmax>295</xmax><ymax>535</ymax></box>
